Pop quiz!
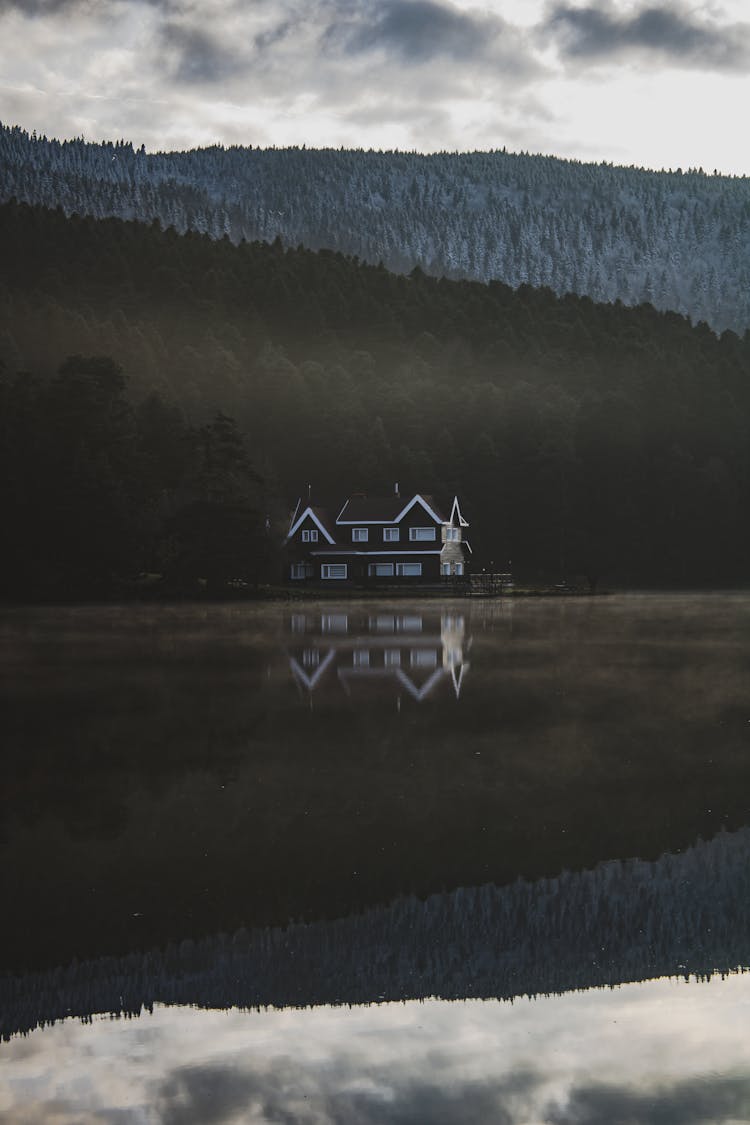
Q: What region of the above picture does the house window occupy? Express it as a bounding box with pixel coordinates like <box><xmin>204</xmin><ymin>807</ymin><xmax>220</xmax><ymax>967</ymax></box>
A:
<box><xmin>441</xmin><ymin>563</ymin><xmax>451</xmax><ymax>576</ymax></box>
<box><xmin>290</xmin><ymin>563</ymin><xmax>312</xmax><ymax>580</ymax></box>
<box><xmin>321</xmin><ymin>613</ymin><xmax>348</xmax><ymax>633</ymax></box>
<box><xmin>302</xmin><ymin>649</ymin><xmax>320</xmax><ymax>668</ymax></box>
<box><xmin>445</xmin><ymin>527</ymin><xmax>460</xmax><ymax>541</ymax></box>
<box><xmin>321</xmin><ymin>564</ymin><xmax>347</xmax><ymax>580</ymax></box>
<box><xmin>368</xmin><ymin>563</ymin><xmax>394</xmax><ymax>577</ymax></box>
<box><xmin>384</xmin><ymin>649</ymin><xmax>401</xmax><ymax>667</ymax></box>
<box><xmin>301</xmin><ymin>529</ymin><xmax>319</xmax><ymax>543</ymax></box>
<box><xmin>455</xmin><ymin>562</ymin><xmax>464</xmax><ymax>576</ymax></box>
<box><xmin>409</xmin><ymin>527</ymin><xmax>436</xmax><ymax>541</ymax></box>
<box><xmin>352</xmin><ymin>528</ymin><xmax>369</xmax><ymax>542</ymax></box>
<box><xmin>383</xmin><ymin>527</ymin><xmax>399</xmax><ymax>542</ymax></box>
<box><xmin>411</xmin><ymin>649</ymin><xmax>438</xmax><ymax>669</ymax></box>
<box><xmin>370</xmin><ymin>615</ymin><xmax>395</xmax><ymax>632</ymax></box>
<box><xmin>397</xmin><ymin>615</ymin><xmax>422</xmax><ymax>631</ymax></box>
<box><xmin>353</xmin><ymin>649</ymin><xmax>370</xmax><ymax>668</ymax></box>
<box><xmin>396</xmin><ymin>562</ymin><xmax>423</xmax><ymax>577</ymax></box>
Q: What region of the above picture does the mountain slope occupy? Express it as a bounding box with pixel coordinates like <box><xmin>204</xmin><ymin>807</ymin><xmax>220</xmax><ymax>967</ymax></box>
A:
<box><xmin>2</xmin><ymin>123</ymin><xmax>749</xmax><ymax>333</ymax></box>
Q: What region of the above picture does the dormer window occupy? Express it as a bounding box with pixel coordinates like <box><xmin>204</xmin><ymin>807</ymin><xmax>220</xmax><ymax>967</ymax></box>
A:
<box><xmin>409</xmin><ymin>527</ymin><xmax>436</xmax><ymax>542</ymax></box>
<box><xmin>352</xmin><ymin>528</ymin><xmax>369</xmax><ymax>542</ymax></box>
<box><xmin>301</xmin><ymin>529</ymin><xmax>318</xmax><ymax>543</ymax></box>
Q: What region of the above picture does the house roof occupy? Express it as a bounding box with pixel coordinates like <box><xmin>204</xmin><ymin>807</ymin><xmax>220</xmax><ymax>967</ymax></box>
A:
<box><xmin>337</xmin><ymin>493</ymin><xmax>447</xmax><ymax>524</ymax></box>
<box><xmin>337</xmin><ymin>496</ymin><xmax>403</xmax><ymax>523</ymax></box>
<box><xmin>287</xmin><ymin>504</ymin><xmax>337</xmax><ymax>543</ymax></box>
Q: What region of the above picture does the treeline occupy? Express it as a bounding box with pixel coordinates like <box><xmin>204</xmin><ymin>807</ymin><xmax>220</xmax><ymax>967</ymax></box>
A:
<box><xmin>2</xmin><ymin>198</ymin><xmax>750</xmax><ymax>589</ymax></box>
<box><xmin>0</xmin><ymin>354</ymin><xmax>276</xmax><ymax>598</ymax></box>
<box><xmin>4</xmin><ymin>825</ymin><xmax>750</xmax><ymax>1039</ymax></box>
<box><xmin>2</xmin><ymin>123</ymin><xmax>749</xmax><ymax>332</ymax></box>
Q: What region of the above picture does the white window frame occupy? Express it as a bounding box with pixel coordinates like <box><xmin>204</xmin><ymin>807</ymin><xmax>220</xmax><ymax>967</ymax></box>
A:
<box><xmin>383</xmin><ymin>527</ymin><xmax>400</xmax><ymax>542</ymax></box>
<box><xmin>396</xmin><ymin>562</ymin><xmax>423</xmax><ymax>577</ymax></box>
<box><xmin>368</xmin><ymin>562</ymin><xmax>394</xmax><ymax>577</ymax></box>
<box><xmin>352</xmin><ymin>649</ymin><xmax>370</xmax><ymax>668</ymax></box>
<box><xmin>409</xmin><ymin>527</ymin><xmax>436</xmax><ymax>542</ymax></box>
<box><xmin>455</xmin><ymin>562</ymin><xmax>464</xmax><ymax>576</ymax></box>
<box><xmin>441</xmin><ymin>563</ymin><xmax>451</xmax><ymax>576</ymax></box>
<box><xmin>445</xmin><ymin>527</ymin><xmax>460</xmax><ymax>542</ymax></box>
<box><xmin>352</xmin><ymin>528</ymin><xmax>369</xmax><ymax>542</ymax></box>
<box><xmin>301</xmin><ymin>529</ymin><xmax>318</xmax><ymax>543</ymax></box>
<box><xmin>321</xmin><ymin>564</ymin><xmax>347</xmax><ymax>580</ymax></box>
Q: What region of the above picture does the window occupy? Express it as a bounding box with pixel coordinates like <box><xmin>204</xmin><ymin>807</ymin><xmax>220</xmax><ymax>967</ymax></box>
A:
<box><xmin>409</xmin><ymin>527</ymin><xmax>436</xmax><ymax>541</ymax></box>
<box><xmin>290</xmin><ymin>563</ymin><xmax>312</xmax><ymax>580</ymax></box>
<box><xmin>455</xmin><ymin>562</ymin><xmax>464</xmax><ymax>576</ymax></box>
<box><xmin>384</xmin><ymin>649</ymin><xmax>401</xmax><ymax>667</ymax></box>
<box><xmin>322</xmin><ymin>613</ymin><xmax>348</xmax><ymax>633</ymax></box>
<box><xmin>397</xmin><ymin>615</ymin><xmax>422</xmax><ymax>631</ymax></box>
<box><xmin>352</xmin><ymin>528</ymin><xmax>368</xmax><ymax>542</ymax></box>
<box><xmin>370</xmin><ymin>615</ymin><xmax>395</xmax><ymax>632</ymax></box>
<box><xmin>411</xmin><ymin>649</ymin><xmax>438</xmax><ymax>669</ymax></box>
<box><xmin>368</xmin><ymin>563</ymin><xmax>394</xmax><ymax>577</ymax></box>
<box><xmin>321</xmin><ymin>564</ymin><xmax>347</xmax><ymax>580</ymax></box>
<box><xmin>441</xmin><ymin>563</ymin><xmax>451</xmax><ymax>576</ymax></box>
<box><xmin>396</xmin><ymin>562</ymin><xmax>423</xmax><ymax>577</ymax></box>
<box><xmin>301</xmin><ymin>529</ymin><xmax>319</xmax><ymax>543</ymax></box>
<box><xmin>352</xmin><ymin>649</ymin><xmax>370</xmax><ymax>668</ymax></box>
<box><xmin>383</xmin><ymin>527</ymin><xmax>399</xmax><ymax>542</ymax></box>
<box><xmin>291</xmin><ymin>614</ymin><xmax>307</xmax><ymax>632</ymax></box>
<box><xmin>445</xmin><ymin>527</ymin><xmax>460</xmax><ymax>541</ymax></box>
<box><xmin>302</xmin><ymin>649</ymin><xmax>320</xmax><ymax>668</ymax></box>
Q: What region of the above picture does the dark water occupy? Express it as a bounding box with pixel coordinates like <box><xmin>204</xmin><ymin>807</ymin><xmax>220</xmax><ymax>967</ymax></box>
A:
<box><xmin>2</xmin><ymin>594</ymin><xmax>750</xmax><ymax>1121</ymax></box>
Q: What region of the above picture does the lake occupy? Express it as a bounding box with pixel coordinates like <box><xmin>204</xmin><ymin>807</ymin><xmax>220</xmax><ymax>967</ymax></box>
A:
<box><xmin>2</xmin><ymin>594</ymin><xmax>750</xmax><ymax>1122</ymax></box>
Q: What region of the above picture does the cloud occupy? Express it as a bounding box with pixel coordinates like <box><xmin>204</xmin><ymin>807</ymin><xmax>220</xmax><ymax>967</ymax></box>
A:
<box><xmin>546</xmin><ymin>2</ymin><xmax>750</xmax><ymax>71</ymax></box>
<box><xmin>547</xmin><ymin>1073</ymin><xmax>750</xmax><ymax>1125</ymax></box>
<box><xmin>329</xmin><ymin>0</ymin><xmax>497</xmax><ymax>62</ymax></box>
<box><xmin>160</xmin><ymin>21</ymin><xmax>243</xmax><ymax>84</ymax></box>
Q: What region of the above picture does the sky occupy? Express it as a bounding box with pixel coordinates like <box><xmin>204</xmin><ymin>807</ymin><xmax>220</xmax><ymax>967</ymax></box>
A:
<box><xmin>0</xmin><ymin>0</ymin><xmax>748</xmax><ymax>173</ymax></box>
<box><xmin>2</xmin><ymin>977</ymin><xmax>750</xmax><ymax>1122</ymax></box>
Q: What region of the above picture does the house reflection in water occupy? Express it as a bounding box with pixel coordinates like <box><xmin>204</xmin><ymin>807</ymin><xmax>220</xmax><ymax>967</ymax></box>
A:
<box><xmin>287</xmin><ymin>611</ymin><xmax>470</xmax><ymax>702</ymax></box>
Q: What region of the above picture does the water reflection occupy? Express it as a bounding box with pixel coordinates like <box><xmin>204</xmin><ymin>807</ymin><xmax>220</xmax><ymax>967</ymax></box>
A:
<box><xmin>287</xmin><ymin>610</ymin><xmax>470</xmax><ymax>701</ymax></box>
<box><xmin>2</xmin><ymin>825</ymin><xmax>749</xmax><ymax>1039</ymax></box>
<box><xmin>2</xmin><ymin>979</ymin><xmax>750</xmax><ymax>1124</ymax></box>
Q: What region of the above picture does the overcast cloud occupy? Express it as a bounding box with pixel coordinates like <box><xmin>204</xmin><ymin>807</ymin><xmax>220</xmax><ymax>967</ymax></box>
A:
<box><xmin>0</xmin><ymin>0</ymin><xmax>748</xmax><ymax>171</ymax></box>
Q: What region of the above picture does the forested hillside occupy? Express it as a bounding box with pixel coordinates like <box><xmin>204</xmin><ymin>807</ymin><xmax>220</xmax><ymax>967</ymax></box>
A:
<box><xmin>1</xmin><ymin>198</ymin><xmax>750</xmax><ymax>593</ymax></box>
<box><xmin>2</xmin><ymin>123</ymin><xmax>749</xmax><ymax>333</ymax></box>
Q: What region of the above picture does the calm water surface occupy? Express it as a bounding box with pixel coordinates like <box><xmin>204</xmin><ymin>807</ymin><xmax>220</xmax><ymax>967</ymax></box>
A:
<box><xmin>2</xmin><ymin>594</ymin><xmax>750</xmax><ymax>1122</ymax></box>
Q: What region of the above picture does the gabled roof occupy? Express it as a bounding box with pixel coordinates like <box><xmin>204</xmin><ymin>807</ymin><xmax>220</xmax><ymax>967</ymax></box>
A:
<box><xmin>336</xmin><ymin>496</ymin><xmax>403</xmax><ymax>523</ymax></box>
<box><xmin>337</xmin><ymin>493</ymin><xmax>447</xmax><ymax>525</ymax></box>
<box><xmin>449</xmin><ymin>496</ymin><xmax>469</xmax><ymax>527</ymax></box>
<box><xmin>286</xmin><ymin>505</ymin><xmax>336</xmax><ymax>544</ymax></box>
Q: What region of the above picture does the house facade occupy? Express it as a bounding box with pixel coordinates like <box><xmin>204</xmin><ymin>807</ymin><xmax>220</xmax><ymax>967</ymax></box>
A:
<box><xmin>285</xmin><ymin>490</ymin><xmax>471</xmax><ymax>585</ymax></box>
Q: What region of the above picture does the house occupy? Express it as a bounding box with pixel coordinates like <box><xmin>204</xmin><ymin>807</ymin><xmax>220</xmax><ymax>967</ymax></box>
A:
<box><xmin>285</xmin><ymin>488</ymin><xmax>471</xmax><ymax>584</ymax></box>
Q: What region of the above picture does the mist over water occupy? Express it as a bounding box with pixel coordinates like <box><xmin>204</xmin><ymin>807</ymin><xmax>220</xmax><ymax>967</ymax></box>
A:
<box><xmin>2</xmin><ymin>593</ymin><xmax>750</xmax><ymax>1118</ymax></box>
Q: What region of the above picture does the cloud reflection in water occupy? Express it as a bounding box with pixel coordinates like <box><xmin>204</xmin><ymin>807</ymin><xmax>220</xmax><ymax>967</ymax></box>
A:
<box><xmin>2</xmin><ymin>977</ymin><xmax>750</xmax><ymax>1123</ymax></box>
